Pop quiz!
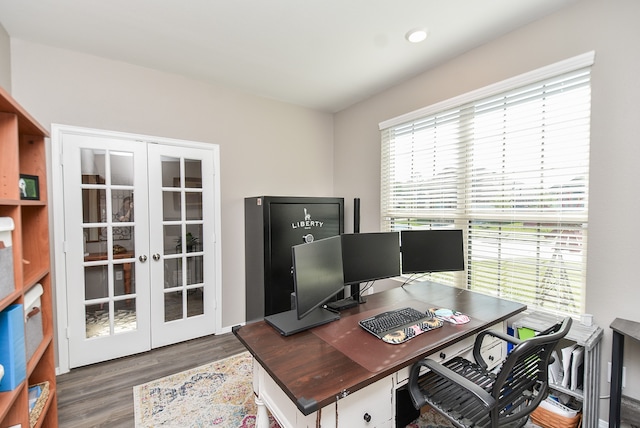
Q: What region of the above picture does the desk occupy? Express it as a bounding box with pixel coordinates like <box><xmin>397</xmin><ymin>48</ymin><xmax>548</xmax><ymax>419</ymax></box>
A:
<box><xmin>609</xmin><ymin>318</ymin><xmax>640</xmax><ymax>428</ymax></box>
<box><xmin>233</xmin><ymin>281</ymin><xmax>526</xmax><ymax>428</ymax></box>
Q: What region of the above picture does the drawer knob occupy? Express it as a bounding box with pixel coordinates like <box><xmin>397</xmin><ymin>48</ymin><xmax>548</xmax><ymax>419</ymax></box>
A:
<box><xmin>364</xmin><ymin>413</ymin><xmax>371</xmax><ymax>422</ymax></box>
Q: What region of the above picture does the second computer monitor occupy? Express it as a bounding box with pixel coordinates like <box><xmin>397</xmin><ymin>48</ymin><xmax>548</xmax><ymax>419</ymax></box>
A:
<box><xmin>400</xmin><ymin>229</ymin><xmax>465</xmax><ymax>274</ymax></box>
<box><xmin>341</xmin><ymin>232</ymin><xmax>401</xmax><ymax>285</ymax></box>
<box><xmin>292</xmin><ymin>235</ymin><xmax>345</xmax><ymax>320</ymax></box>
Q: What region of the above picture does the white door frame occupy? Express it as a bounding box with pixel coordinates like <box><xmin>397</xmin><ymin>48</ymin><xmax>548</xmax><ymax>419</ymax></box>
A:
<box><xmin>51</xmin><ymin>124</ymin><xmax>222</xmax><ymax>374</ymax></box>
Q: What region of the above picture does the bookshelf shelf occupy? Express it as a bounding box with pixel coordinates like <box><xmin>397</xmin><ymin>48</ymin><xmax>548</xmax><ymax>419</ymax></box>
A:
<box><xmin>0</xmin><ymin>85</ymin><xmax>57</xmax><ymax>427</ymax></box>
<box><xmin>513</xmin><ymin>311</ymin><xmax>603</xmax><ymax>428</ymax></box>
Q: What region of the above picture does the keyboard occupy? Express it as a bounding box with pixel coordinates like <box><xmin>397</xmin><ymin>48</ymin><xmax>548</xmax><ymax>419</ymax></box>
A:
<box><xmin>358</xmin><ymin>307</ymin><xmax>443</xmax><ymax>344</ymax></box>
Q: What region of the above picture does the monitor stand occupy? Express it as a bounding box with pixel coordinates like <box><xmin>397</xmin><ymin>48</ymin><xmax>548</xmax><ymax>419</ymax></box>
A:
<box><xmin>326</xmin><ymin>297</ymin><xmax>358</xmax><ymax>311</ymax></box>
<box><xmin>326</xmin><ymin>283</ymin><xmax>366</xmax><ymax>311</ymax></box>
<box><xmin>265</xmin><ymin>307</ymin><xmax>340</xmax><ymax>336</ymax></box>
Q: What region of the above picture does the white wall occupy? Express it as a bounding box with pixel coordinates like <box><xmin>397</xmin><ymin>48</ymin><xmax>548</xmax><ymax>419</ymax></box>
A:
<box><xmin>0</xmin><ymin>22</ymin><xmax>11</xmax><ymax>91</ymax></box>
<box><xmin>9</xmin><ymin>39</ymin><xmax>335</xmax><ymax>331</ymax></box>
<box><xmin>333</xmin><ymin>0</ymin><xmax>640</xmax><ymax>420</ymax></box>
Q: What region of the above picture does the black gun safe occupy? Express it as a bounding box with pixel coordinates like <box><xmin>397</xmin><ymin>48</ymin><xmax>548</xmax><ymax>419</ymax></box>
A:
<box><xmin>245</xmin><ymin>196</ymin><xmax>344</xmax><ymax>322</ymax></box>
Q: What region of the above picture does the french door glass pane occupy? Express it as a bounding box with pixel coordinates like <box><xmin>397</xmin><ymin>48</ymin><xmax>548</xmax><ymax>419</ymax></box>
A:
<box><xmin>163</xmin><ymin>225</ymin><xmax>181</xmax><ymax>254</ymax></box>
<box><xmin>161</xmin><ymin>156</ymin><xmax>204</xmax><ymax>321</ymax></box>
<box><xmin>110</xmin><ymin>152</ymin><xmax>134</xmax><ymax>186</ymax></box>
<box><xmin>113</xmin><ymin>262</ymin><xmax>135</xmax><ymax>296</ymax></box>
<box><xmin>85</xmin><ymin>303</ymin><xmax>108</xmax><ymax>338</ymax></box>
<box><xmin>186</xmin><ymin>193</ymin><xmax>203</xmax><ymax>220</ymax></box>
<box><xmin>113</xmin><ymin>300</ymin><xmax>137</xmax><ymax>334</ymax></box>
<box><xmin>187</xmin><ymin>255</ymin><xmax>203</xmax><ymax>285</ymax></box>
<box><xmin>185</xmin><ymin>224</ymin><xmax>203</xmax><ymax>253</ymax></box>
<box><xmin>162</xmin><ymin>191</ymin><xmax>181</xmax><ymax>221</ymax></box>
<box><xmin>188</xmin><ymin>288</ymin><xmax>204</xmax><ymax>317</ymax></box>
<box><xmin>165</xmin><ymin>291</ymin><xmax>183</xmax><ymax>322</ymax></box>
<box><xmin>184</xmin><ymin>159</ymin><xmax>202</xmax><ymax>186</ymax></box>
<box><xmin>84</xmin><ymin>265</ymin><xmax>107</xmax><ymax>300</ymax></box>
<box><xmin>161</xmin><ymin>158</ymin><xmax>180</xmax><ymax>187</ymax></box>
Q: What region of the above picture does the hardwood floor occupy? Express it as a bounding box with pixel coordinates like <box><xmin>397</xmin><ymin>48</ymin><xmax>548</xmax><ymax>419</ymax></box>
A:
<box><xmin>56</xmin><ymin>332</ymin><xmax>246</xmax><ymax>427</ymax></box>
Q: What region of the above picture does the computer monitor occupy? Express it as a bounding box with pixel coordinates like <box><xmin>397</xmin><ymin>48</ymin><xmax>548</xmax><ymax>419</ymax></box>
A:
<box><xmin>264</xmin><ymin>235</ymin><xmax>343</xmax><ymax>335</ymax></box>
<box><xmin>292</xmin><ymin>235</ymin><xmax>345</xmax><ymax>319</ymax></box>
<box><xmin>341</xmin><ymin>232</ymin><xmax>401</xmax><ymax>285</ymax></box>
<box><xmin>400</xmin><ymin>229</ymin><xmax>465</xmax><ymax>274</ymax></box>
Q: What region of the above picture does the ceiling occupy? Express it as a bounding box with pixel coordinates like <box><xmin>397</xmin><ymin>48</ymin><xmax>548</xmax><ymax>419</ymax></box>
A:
<box><xmin>0</xmin><ymin>0</ymin><xmax>580</xmax><ymax>112</ymax></box>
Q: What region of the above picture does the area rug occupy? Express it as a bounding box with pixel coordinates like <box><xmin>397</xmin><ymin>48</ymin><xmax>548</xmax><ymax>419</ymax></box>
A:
<box><xmin>133</xmin><ymin>351</ymin><xmax>279</xmax><ymax>427</ymax></box>
<box><xmin>133</xmin><ymin>350</ymin><xmax>452</xmax><ymax>427</ymax></box>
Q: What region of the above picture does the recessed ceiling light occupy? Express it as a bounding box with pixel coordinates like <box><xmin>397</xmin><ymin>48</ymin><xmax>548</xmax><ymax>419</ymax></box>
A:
<box><xmin>405</xmin><ymin>28</ymin><xmax>428</xmax><ymax>43</ymax></box>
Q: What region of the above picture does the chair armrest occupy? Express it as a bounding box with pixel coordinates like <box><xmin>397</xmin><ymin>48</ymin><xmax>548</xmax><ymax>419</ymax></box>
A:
<box><xmin>473</xmin><ymin>329</ymin><xmax>522</xmax><ymax>369</ymax></box>
<box><xmin>408</xmin><ymin>358</ymin><xmax>495</xmax><ymax>410</ymax></box>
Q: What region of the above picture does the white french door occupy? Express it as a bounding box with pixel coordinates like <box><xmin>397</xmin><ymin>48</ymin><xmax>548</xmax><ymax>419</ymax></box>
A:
<box><xmin>147</xmin><ymin>144</ymin><xmax>217</xmax><ymax>348</ymax></box>
<box><xmin>54</xmin><ymin>126</ymin><xmax>220</xmax><ymax>369</ymax></box>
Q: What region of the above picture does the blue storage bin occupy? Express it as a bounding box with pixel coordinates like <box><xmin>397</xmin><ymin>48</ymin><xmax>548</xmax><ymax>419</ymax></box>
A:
<box><xmin>0</xmin><ymin>304</ymin><xmax>26</xmax><ymax>391</ymax></box>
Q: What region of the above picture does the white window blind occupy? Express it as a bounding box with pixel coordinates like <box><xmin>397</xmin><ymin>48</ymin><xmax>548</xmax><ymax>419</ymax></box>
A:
<box><xmin>380</xmin><ymin>53</ymin><xmax>593</xmax><ymax>316</ymax></box>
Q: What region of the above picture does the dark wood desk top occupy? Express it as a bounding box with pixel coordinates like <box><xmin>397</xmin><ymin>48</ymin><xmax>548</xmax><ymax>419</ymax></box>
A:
<box><xmin>233</xmin><ymin>281</ymin><xmax>526</xmax><ymax>415</ymax></box>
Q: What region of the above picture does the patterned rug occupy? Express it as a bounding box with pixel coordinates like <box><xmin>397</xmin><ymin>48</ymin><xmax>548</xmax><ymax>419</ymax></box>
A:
<box><xmin>133</xmin><ymin>351</ymin><xmax>452</xmax><ymax>427</ymax></box>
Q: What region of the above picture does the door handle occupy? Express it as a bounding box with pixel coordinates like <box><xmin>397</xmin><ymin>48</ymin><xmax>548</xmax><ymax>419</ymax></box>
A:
<box><xmin>139</xmin><ymin>255</ymin><xmax>148</xmax><ymax>262</ymax></box>
<box><xmin>152</xmin><ymin>253</ymin><xmax>161</xmax><ymax>261</ymax></box>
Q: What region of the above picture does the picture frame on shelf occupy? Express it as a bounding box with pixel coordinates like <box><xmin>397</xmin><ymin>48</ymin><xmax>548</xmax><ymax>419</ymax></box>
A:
<box><xmin>19</xmin><ymin>174</ymin><xmax>40</xmax><ymax>200</ymax></box>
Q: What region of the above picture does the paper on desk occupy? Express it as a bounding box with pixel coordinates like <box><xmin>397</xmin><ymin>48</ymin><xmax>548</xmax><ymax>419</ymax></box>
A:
<box><xmin>548</xmin><ymin>350</ymin><xmax>562</xmax><ymax>384</ymax></box>
<box><xmin>561</xmin><ymin>344</ymin><xmax>577</xmax><ymax>388</ymax></box>
<box><xmin>570</xmin><ymin>346</ymin><xmax>584</xmax><ymax>391</ymax></box>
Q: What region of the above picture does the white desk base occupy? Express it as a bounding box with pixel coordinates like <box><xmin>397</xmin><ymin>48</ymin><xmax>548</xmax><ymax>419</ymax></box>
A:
<box><xmin>252</xmin><ymin>322</ymin><xmax>505</xmax><ymax>428</ymax></box>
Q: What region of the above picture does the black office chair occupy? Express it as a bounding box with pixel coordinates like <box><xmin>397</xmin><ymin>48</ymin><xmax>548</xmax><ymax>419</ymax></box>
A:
<box><xmin>408</xmin><ymin>317</ymin><xmax>572</xmax><ymax>428</ymax></box>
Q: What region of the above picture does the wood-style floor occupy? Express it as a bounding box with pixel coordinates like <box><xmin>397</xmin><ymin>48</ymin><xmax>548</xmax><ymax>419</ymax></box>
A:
<box><xmin>56</xmin><ymin>332</ymin><xmax>246</xmax><ymax>427</ymax></box>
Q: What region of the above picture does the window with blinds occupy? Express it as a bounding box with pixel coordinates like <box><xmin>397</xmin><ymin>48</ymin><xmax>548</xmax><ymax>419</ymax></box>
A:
<box><xmin>380</xmin><ymin>53</ymin><xmax>593</xmax><ymax>316</ymax></box>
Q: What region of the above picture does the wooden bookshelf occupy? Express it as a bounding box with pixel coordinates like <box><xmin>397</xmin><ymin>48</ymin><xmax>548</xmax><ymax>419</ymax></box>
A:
<box><xmin>0</xmin><ymin>86</ymin><xmax>57</xmax><ymax>427</ymax></box>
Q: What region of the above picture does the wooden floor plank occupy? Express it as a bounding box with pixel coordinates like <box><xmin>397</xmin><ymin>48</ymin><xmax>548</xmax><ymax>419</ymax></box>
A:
<box><xmin>57</xmin><ymin>333</ymin><xmax>246</xmax><ymax>427</ymax></box>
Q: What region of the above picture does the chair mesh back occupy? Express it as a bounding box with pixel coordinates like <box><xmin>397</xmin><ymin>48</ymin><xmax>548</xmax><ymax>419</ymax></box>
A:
<box><xmin>492</xmin><ymin>320</ymin><xmax>568</xmax><ymax>424</ymax></box>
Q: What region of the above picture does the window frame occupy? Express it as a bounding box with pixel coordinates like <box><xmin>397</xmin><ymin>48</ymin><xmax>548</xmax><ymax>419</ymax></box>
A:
<box><xmin>379</xmin><ymin>52</ymin><xmax>594</xmax><ymax>316</ymax></box>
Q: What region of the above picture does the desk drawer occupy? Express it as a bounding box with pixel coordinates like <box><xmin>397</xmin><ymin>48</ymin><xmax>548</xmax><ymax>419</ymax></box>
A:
<box><xmin>337</xmin><ymin>376</ymin><xmax>393</xmax><ymax>427</ymax></box>
<box><xmin>476</xmin><ymin>336</ymin><xmax>504</xmax><ymax>370</ymax></box>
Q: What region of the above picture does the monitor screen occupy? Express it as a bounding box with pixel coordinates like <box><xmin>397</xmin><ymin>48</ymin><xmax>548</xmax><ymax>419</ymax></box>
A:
<box><xmin>341</xmin><ymin>232</ymin><xmax>401</xmax><ymax>284</ymax></box>
<box><xmin>400</xmin><ymin>229</ymin><xmax>465</xmax><ymax>274</ymax></box>
<box><xmin>292</xmin><ymin>235</ymin><xmax>345</xmax><ymax>320</ymax></box>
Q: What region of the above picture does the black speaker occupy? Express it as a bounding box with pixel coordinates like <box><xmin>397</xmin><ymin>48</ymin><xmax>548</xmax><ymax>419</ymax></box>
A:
<box><xmin>354</xmin><ymin>197</ymin><xmax>360</xmax><ymax>233</ymax></box>
<box><xmin>352</xmin><ymin>197</ymin><xmax>366</xmax><ymax>303</ymax></box>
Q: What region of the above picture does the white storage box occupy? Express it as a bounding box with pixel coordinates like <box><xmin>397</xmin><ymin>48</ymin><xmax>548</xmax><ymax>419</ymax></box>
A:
<box><xmin>24</xmin><ymin>284</ymin><xmax>43</xmax><ymax>362</ymax></box>
<box><xmin>0</xmin><ymin>217</ymin><xmax>16</xmax><ymax>301</ymax></box>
